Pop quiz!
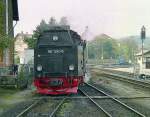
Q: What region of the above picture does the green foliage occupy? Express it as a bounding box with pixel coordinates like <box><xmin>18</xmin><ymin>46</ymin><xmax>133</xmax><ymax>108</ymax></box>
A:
<box><xmin>14</xmin><ymin>56</ymin><xmax>20</xmax><ymax>64</ymax></box>
<box><xmin>49</xmin><ymin>17</ymin><xmax>57</xmax><ymax>26</ymax></box>
<box><xmin>17</xmin><ymin>65</ymin><xmax>28</xmax><ymax>88</ymax></box>
<box><xmin>0</xmin><ymin>35</ymin><xmax>13</xmax><ymax>50</ymax></box>
<box><xmin>59</xmin><ymin>16</ymin><xmax>69</xmax><ymax>25</ymax></box>
<box><xmin>24</xmin><ymin>17</ymin><xmax>69</xmax><ymax>49</ymax></box>
<box><xmin>23</xmin><ymin>19</ymin><xmax>48</xmax><ymax>49</ymax></box>
<box><xmin>119</xmin><ymin>39</ymin><xmax>138</xmax><ymax>61</ymax></box>
<box><xmin>24</xmin><ymin>36</ymin><xmax>37</xmax><ymax>49</ymax></box>
<box><xmin>0</xmin><ymin>1</ymin><xmax>5</xmax><ymax>34</ymax></box>
<box><xmin>36</xmin><ymin>19</ymin><xmax>49</xmax><ymax>33</ymax></box>
<box><xmin>88</xmin><ymin>34</ymin><xmax>138</xmax><ymax>62</ymax></box>
<box><xmin>88</xmin><ymin>34</ymin><xmax>118</xmax><ymax>59</ymax></box>
<box><xmin>18</xmin><ymin>66</ymin><xmax>24</xmax><ymax>79</ymax></box>
<box><xmin>0</xmin><ymin>1</ymin><xmax>13</xmax><ymax>51</ymax></box>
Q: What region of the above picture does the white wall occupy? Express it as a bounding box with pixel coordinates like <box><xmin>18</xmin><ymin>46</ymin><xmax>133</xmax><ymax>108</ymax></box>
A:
<box><xmin>24</xmin><ymin>49</ymin><xmax>34</xmax><ymax>64</ymax></box>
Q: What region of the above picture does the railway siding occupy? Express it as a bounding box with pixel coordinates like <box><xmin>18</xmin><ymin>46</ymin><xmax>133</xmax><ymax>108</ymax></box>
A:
<box><xmin>80</xmin><ymin>83</ymin><xmax>146</xmax><ymax>117</ymax></box>
<box><xmin>90</xmin><ymin>68</ymin><xmax>150</xmax><ymax>116</ymax></box>
<box><xmin>93</xmin><ymin>68</ymin><xmax>150</xmax><ymax>89</ymax></box>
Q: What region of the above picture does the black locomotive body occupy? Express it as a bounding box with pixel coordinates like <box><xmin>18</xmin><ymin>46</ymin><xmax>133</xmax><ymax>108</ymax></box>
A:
<box><xmin>34</xmin><ymin>26</ymin><xmax>86</xmax><ymax>95</ymax></box>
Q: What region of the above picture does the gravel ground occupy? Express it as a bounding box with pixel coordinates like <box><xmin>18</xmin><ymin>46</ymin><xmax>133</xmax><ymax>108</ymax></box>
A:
<box><xmin>80</xmin><ymin>85</ymin><xmax>106</xmax><ymax>96</ymax></box>
<box><xmin>1</xmin><ymin>100</ymin><xmax>34</xmax><ymax>117</ymax></box>
<box><xmin>120</xmin><ymin>98</ymin><xmax>150</xmax><ymax>117</ymax></box>
<box><xmin>91</xmin><ymin>68</ymin><xmax>150</xmax><ymax>116</ymax></box>
<box><xmin>26</xmin><ymin>99</ymin><xmax>60</xmax><ymax>117</ymax></box>
<box><xmin>95</xmin><ymin>99</ymin><xmax>141</xmax><ymax>117</ymax></box>
<box><xmin>23</xmin><ymin>98</ymin><xmax>108</xmax><ymax>117</ymax></box>
<box><xmin>1</xmin><ymin>67</ymin><xmax>150</xmax><ymax>117</ymax></box>
<box><xmin>56</xmin><ymin>99</ymin><xmax>107</xmax><ymax>117</ymax></box>
<box><xmin>0</xmin><ymin>87</ymin><xmax>35</xmax><ymax>116</ymax></box>
<box><xmin>80</xmin><ymin>84</ymin><xmax>142</xmax><ymax>117</ymax></box>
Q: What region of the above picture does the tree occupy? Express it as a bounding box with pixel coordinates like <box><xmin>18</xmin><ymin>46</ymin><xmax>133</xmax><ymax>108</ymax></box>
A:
<box><xmin>59</xmin><ymin>16</ymin><xmax>69</xmax><ymax>25</ymax></box>
<box><xmin>88</xmin><ymin>34</ymin><xmax>118</xmax><ymax>60</ymax></box>
<box><xmin>36</xmin><ymin>19</ymin><xmax>49</xmax><ymax>33</ymax></box>
<box><xmin>48</xmin><ymin>17</ymin><xmax>57</xmax><ymax>26</ymax></box>
<box><xmin>24</xmin><ymin>36</ymin><xmax>36</xmax><ymax>49</ymax></box>
<box><xmin>0</xmin><ymin>1</ymin><xmax>5</xmax><ymax>34</ymax></box>
<box><xmin>119</xmin><ymin>39</ymin><xmax>138</xmax><ymax>62</ymax></box>
<box><xmin>24</xmin><ymin>17</ymin><xmax>69</xmax><ymax>49</ymax></box>
<box><xmin>0</xmin><ymin>1</ymin><xmax>14</xmax><ymax>63</ymax></box>
<box><xmin>24</xmin><ymin>19</ymin><xmax>51</xmax><ymax>49</ymax></box>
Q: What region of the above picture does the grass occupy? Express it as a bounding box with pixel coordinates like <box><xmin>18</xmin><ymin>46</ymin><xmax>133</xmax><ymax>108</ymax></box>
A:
<box><xmin>0</xmin><ymin>88</ymin><xmax>19</xmax><ymax>98</ymax></box>
<box><xmin>57</xmin><ymin>100</ymin><xmax>73</xmax><ymax>117</ymax></box>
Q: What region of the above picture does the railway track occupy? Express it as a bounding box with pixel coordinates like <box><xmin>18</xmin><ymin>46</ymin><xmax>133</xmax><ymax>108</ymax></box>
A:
<box><xmin>79</xmin><ymin>83</ymin><xmax>146</xmax><ymax>117</ymax></box>
<box><xmin>10</xmin><ymin>80</ymin><xmax>149</xmax><ymax>117</ymax></box>
<box><xmin>16</xmin><ymin>95</ymin><xmax>69</xmax><ymax>117</ymax></box>
<box><xmin>92</xmin><ymin>66</ymin><xmax>150</xmax><ymax>81</ymax></box>
<box><xmin>49</xmin><ymin>96</ymin><xmax>69</xmax><ymax>117</ymax></box>
<box><xmin>7</xmin><ymin>91</ymin><xmax>149</xmax><ymax>117</ymax></box>
<box><xmin>16</xmin><ymin>99</ymin><xmax>41</xmax><ymax>117</ymax></box>
<box><xmin>93</xmin><ymin>68</ymin><xmax>150</xmax><ymax>89</ymax></box>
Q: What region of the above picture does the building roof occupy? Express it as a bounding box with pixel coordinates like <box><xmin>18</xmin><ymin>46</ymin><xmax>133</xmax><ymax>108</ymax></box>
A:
<box><xmin>135</xmin><ymin>50</ymin><xmax>150</xmax><ymax>56</ymax></box>
<box><xmin>15</xmin><ymin>32</ymin><xmax>32</xmax><ymax>39</ymax></box>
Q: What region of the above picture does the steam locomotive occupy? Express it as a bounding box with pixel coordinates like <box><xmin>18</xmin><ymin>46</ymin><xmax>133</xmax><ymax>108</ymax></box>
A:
<box><xmin>34</xmin><ymin>26</ymin><xmax>86</xmax><ymax>95</ymax></box>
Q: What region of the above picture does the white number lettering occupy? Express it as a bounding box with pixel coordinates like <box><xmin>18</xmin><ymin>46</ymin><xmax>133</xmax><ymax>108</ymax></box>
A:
<box><xmin>48</xmin><ymin>50</ymin><xmax>64</xmax><ymax>54</ymax></box>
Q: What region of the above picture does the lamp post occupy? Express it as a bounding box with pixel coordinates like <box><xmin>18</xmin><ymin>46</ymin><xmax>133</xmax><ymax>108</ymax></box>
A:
<box><xmin>141</xmin><ymin>26</ymin><xmax>146</xmax><ymax>64</ymax></box>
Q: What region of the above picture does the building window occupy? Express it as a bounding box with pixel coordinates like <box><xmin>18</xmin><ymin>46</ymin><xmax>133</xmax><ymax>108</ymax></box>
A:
<box><xmin>146</xmin><ymin>57</ymin><xmax>150</xmax><ymax>69</ymax></box>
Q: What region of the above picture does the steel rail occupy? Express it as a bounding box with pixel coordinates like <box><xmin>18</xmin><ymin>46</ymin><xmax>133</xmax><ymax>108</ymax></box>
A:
<box><xmin>49</xmin><ymin>96</ymin><xmax>68</xmax><ymax>117</ymax></box>
<box><xmin>79</xmin><ymin>89</ymin><xmax>112</xmax><ymax>117</ymax></box>
<box><xmin>100</xmin><ymin>68</ymin><xmax>133</xmax><ymax>76</ymax></box>
<box><xmin>102</xmin><ymin>71</ymin><xmax>150</xmax><ymax>89</ymax></box>
<box><xmin>94</xmin><ymin>69</ymin><xmax>150</xmax><ymax>89</ymax></box>
<box><xmin>16</xmin><ymin>99</ymin><xmax>42</xmax><ymax>117</ymax></box>
<box><xmin>16</xmin><ymin>95</ymin><xmax>69</xmax><ymax>117</ymax></box>
<box><xmin>101</xmin><ymin>68</ymin><xmax>150</xmax><ymax>84</ymax></box>
<box><xmin>85</xmin><ymin>83</ymin><xmax>146</xmax><ymax>117</ymax></box>
<box><xmin>33</xmin><ymin>96</ymin><xmax>150</xmax><ymax>100</ymax></box>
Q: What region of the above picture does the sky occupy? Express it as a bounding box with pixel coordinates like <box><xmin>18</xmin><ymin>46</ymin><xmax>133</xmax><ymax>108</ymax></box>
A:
<box><xmin>15</xmin><ymin>0</ymin><xmax>150</xmax><ymax>40</ymax></box>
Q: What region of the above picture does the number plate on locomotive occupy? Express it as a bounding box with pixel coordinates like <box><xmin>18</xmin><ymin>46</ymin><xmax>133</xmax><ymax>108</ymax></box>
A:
<box><xmin>48</xmin><ymin>50</ymin><xmax>64</xmax><ymax>54</ymax></box>
<box><xmin>49</xmin><ymin>80</ymin><xmax>63</xmax><ymax>86</ymax></box>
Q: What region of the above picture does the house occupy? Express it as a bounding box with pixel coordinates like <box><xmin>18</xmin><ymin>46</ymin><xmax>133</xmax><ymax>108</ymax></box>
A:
<box><xmin>15</xmin><ymin>32</ymin><xmax>32</xmax><ymax>64</ymax></box>
<box><xmin>135</xmin><ymin>50</ymin><xmax>150</xmax><ymax>69</ymax></box>
<box><xmin>24</xmin><ymin>49</ymin><xmax>34</xmax><ymax>64</ymax></box>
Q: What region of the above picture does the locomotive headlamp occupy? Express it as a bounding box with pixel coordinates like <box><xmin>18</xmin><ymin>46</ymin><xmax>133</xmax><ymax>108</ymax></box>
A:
<box><xmin>37</xmin><ymin>65</ymin><xmax>42</xmax><ymax>71</ymax></box>
<box><xmin>53</xmin><ymin>36</ymin><xmax>58</xmax><ymax>41</ymax></box>
<box><xmin>69</xmin><ymin>65</ymin><xmax>74</xmax><ymax>71</ymax></box>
